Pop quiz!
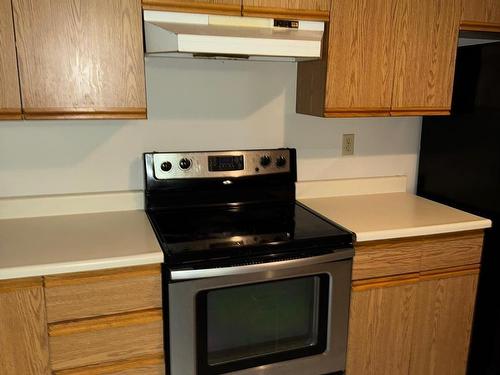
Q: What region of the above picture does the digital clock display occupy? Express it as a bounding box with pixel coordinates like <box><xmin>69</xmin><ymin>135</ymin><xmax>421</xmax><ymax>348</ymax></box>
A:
<box><xmin>208</xmin><ymin>155</ymin><xmax>244</xmax><ymax>172</ymax></box>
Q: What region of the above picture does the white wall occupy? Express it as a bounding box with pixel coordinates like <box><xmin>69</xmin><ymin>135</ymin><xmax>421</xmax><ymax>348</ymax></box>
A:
<box><xmin>0</xmin><ymin>58</ymin><xmax>422</xmax><ymax>198</ymax></box>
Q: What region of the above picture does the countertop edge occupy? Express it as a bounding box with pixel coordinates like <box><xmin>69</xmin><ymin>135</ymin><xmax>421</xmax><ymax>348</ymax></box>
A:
<box><xmin>355</xmin><ymin>219</ymin><xmax>493</xmax><ymax>243</ymax></box>
<box><xmin>0</xmin><ymin>252</ymin><xmax>164</xmax><ymax>281</ymax></box>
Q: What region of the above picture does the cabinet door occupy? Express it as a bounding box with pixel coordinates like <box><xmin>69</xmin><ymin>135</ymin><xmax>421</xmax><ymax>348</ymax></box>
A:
<box><xmin>346</xmin><ymin>278</ymin><xmax>418</xmax><ymax>375</ymax></box>
<box><xmin>324</xmin><ymin>0</ymin><xmax>397</xmax><ymax>117</ymax></box>
<box><xmin>12</xmin><ymin>0</ymin><xmax>147</xmax><ymax>120</ymax></box>
<box><xmin>409</xmin><ymin>270</ymin><xmax>479</xmax><ymax>375</ymax></box>
<box><xmin>142</xmin><ymin>0</ymin><xmax>242</xmax><ymax>16</ymax></box>
<box><xmin>462</xmin><ymin>0</ymin><xmax>500</xmax><ymax>31</ymax></box>
<box><xmin>0</xmin><ymin>0</ymin><xmax>21</xmax><ymax>120</ymax></box>
<box><xmin>391</xmin><ymin>0</ymin><xmax>462</xmax><ymax>116</ymax></box>
<box><xmin>0</xmin><ymin>278</ymin><xmax>50</xmax><ymax>374</ymax></box>
<box><xmin>242</xmin><ymin>0</ymin><xmax>330</xmax><ymax>21</ymax></box>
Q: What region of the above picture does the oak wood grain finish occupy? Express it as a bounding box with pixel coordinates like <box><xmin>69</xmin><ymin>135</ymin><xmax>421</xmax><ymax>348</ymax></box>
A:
<box><xmin>462</xmin><ymin>0</ymin><xmax>500</xmax><ymax>26</ymax></box>
<box><xmin>296</xmin><ymin>22</ymin><xmax>329</xmax><ymax>116</ymax></box>
<box><xmin>352</xmin><ymin>273</ymin><xmax>420</xmax><ymax>292</ymax></box>
<box><xmin>0</xmin><ymin>0</ymin><xmax>22</xmax><ymax>120</ymax></box>
<box><xmin>0</xmin><ymin>276</ymin><xmax>42</xmax><ymax>292</ymax></box>
<box><xmin>460</xmin><ymin>20</ymin><xmax>500</xmax><ymax>32</ymax></box>
<box><xmin>390</xmin><ymin>108</ymin><xmax>451</xmax><ymax>116</ymax></box>
<box><xmin>354</xmin><ymin>231</ymin><xmax>483</xmax><ymax>280</ymax></box>
<box><xmin>353</xmin><ymin>237</ymin><xmax>422</xmax><ymax>280</ymax></box>
<box><xmin>54</xmin><ymin>354</ymin><xmax>165</xmax><ymax>375</ymax></box>
<box><xmin>409</xmin><ymin>273</ymin><xmax>478</xmax><ymax>375</ymax></box>
<box><xmin>391</xmin><ymin>0</ymin><xmax>462</xmax><ymax>112</ymax></box>
<box><xmin>419</xmin><ymin>231</ymin><xmax>483</xmax><ymax>272</ymax></box>
<box><xmin>346</xmin><ymin>282</ymin><xmax>417</xmax><ymax>375</ymax></box>
<box><xmin>12</xmin><ymin>0</ymin><xmax>147</xmax><ymax>120</ymax></box>
<box><xmin>324</xmin><ymin>0</ymin><xmax>397</xmax><ymax>114</ymax></box>
<box><xmin>45</xmin><ymin>265</ymin><xmax>162</xmax><ymax>323</ymax></box>
<box><xmin>0</xmin><ymin>282</ymin><xmax>51</xmax><ymax>374</ymax></box>
<box><xmin>142</xmin><ymin>0</ymin><xmax>242</xmax><ymax>15</ymax></box>
<box><xmin>48</xmin><ymin>309</ymin><xmax>164</xmax><ymax>371</ymax></box>
<box><xmin>242</xmin><ymin>0</ymin><xmax>330</xmax><ymax>21</ymax></box>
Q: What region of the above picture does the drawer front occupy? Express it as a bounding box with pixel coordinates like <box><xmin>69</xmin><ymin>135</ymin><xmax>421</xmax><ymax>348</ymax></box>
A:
<box><xmin>49</xmin><ymin>309</ymin><xmax>164</xmax><ymax>371</ymax></box>
<box><xmin>353</xmin><ymin>239</ymin><xmax>422</xmax><ymax>280</ymax></box>
<box><xmin>419</xmin><ymin>231</ymin><xmax>484</xmax><ymax>272</ymax></box>
<box><xmin>45</xmin><ymin>265</ymin><xmax>162</xmax><ymax>323</ymax></box>
<box><xmin>53</xmin><ymin>354</ymin><xmax>165</xmax><ymax>375</ymax></box>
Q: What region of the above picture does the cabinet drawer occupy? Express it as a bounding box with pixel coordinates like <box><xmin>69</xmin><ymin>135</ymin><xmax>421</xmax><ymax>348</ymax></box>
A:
<box><xmin>49</xmin><ymin>309</ymin><xmax>164</xmax><ymax>371</ymax></box>
<box><xmin>44</xmin><ymin>265</ymin><xmax>162</xmax><ymax>323</ymax></box>
<box><xmin>353</xmin><ymin>239</ymin><xmax>422</xmax><ymax>280</ymax></box>
<box><xmin>53</xmin><ymin>354</ymin><xmax>165</xmax><ymax>375</ymax></box>
<box><xmin>419</xmin><ymin>231</ymin><xmax>483</xmax><ymax>272</ymax></box>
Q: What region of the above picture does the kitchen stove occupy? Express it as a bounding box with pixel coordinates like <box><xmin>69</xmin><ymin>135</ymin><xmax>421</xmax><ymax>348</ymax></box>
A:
<box><xmin>144</xmin><ymin>148</ymin><xmax>353</xmax><ymax>375</ymax></box>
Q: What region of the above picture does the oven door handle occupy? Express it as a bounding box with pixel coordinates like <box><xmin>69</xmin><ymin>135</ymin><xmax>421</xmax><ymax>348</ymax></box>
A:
<box><xmin>170</xmin><ymin>249</ymin><xmax>354</xmax><ymax>280</ymax></box>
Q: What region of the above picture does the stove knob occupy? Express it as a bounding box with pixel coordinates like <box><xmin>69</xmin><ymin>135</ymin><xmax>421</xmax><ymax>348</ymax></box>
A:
<box><xmin>276</xmin><ymin>156</ymin><xmax>287</xmax><ymax>168</ymax></box>
<box><xmin>260</xmin><ymin>155</ymin><xmax>271</xmax><ymax>167</ymax></box>
<box><xmin>179</xmin><ymin>158</ymin><xmax>191</xmax><ymax>170</ymax></box>
<box><xmin>161</xmin><ymin>161</ymin><xmax>172</xmax><ymax>172</ymax></box>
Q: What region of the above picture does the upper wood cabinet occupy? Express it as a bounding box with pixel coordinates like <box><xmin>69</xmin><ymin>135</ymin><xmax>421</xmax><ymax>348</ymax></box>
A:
<box><xmin>242</xmin><ymin>0</ymin><xmax>331</xmax><ymax>21</ymax></box>
<box><xmin>461</xmin><ymin>0</ymin><xmax>500</xmax><ymax>31</ymax></box>
<box><xmin>12</xmin><ymin>0</ymin><xmax>147</xmax><ymax>120</ymax></box>
<box><xmin>0</xmin><ymin>0</ymin><xmax>22</xmax><ymax>120</ymax></box>
<box><xmin>142</xmin><ymin>0</ymin><xmax>242</xmax><ymax>15</ymax></box>
<box><xmin>324</xmin><ymin>0</ymin><xmax>397</xmax><ymax>117</ymax></box>
<box><xmin>391</xmin><ymin>0</ymin><xmax>462</xmax><ymax>116</ymax></box>
<box><xmin>0</xmin><ymin>278</ymin><xmax>51</xmax><ymax>374</ymax></box>
<box><xmin>297</xmin><ymin>0</ymin><xmax>463</xmax><ymax>117</ymax></box>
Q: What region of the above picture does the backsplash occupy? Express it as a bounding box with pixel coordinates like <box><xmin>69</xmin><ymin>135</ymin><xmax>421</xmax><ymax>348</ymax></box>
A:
<box><xmin>0</xmin><ymin>58</ymin><xmax>421</xmax><ymax>198</ymax></box>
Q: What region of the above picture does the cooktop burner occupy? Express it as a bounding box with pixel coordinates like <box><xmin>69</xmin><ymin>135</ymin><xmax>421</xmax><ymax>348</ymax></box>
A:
<box><xmin>144</xmin><ymin>149</ymin><xmax>353</xmax><ymax>268</ymax></box>
<box><xmin>147</xmin><ymin>202</ymin><xmax>351</xmax><ymax>265</ymax></box>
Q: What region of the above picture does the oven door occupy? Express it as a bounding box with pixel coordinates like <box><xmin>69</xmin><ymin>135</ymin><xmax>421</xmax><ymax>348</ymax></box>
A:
<box><xmin>168</xmin><ymin>251</ymin><xmax>353</xmax><ymax>375</ymax></box>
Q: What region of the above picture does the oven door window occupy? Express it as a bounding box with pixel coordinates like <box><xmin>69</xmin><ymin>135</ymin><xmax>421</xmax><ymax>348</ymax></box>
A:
<box><xmin>196</xmin><ymin>275</ymin><xmax>329</xmax><ymax>374</ymax></box>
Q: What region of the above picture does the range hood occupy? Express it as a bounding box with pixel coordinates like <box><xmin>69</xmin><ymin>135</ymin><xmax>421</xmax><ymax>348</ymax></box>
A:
<box><xmin>143</xmin><ymin>11</ymin><xmax>325</xmax><ymax>62</ymax></box>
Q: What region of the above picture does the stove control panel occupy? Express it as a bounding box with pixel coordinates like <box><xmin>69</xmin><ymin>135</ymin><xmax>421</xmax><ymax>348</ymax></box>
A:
<box><xmin>152</xmin><ymin>149</ymin><xmax>291</xmax><ymax>179</ymax></box>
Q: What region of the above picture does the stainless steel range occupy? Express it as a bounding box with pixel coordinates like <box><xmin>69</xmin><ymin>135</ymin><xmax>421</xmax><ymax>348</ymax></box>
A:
<box><xmin>144</xmin><ymin>148</ymin><xmax>354</xmax><ymax>375</ymax></box>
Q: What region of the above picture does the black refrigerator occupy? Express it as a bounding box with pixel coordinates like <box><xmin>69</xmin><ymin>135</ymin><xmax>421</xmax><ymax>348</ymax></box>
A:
<box><xmin>418</xmin><ymin>41</ymin><xmax>500</xmax><ymax>375</ymax></box>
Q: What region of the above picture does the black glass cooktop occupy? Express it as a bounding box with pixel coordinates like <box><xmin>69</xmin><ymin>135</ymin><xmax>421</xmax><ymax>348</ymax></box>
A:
<box><xmin>147</xmin><ymin>202</ymin><xmax>353</xmax><ymax>266</ymax></box>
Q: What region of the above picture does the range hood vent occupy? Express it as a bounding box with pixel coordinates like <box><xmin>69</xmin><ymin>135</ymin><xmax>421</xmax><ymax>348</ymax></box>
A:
<box><xmin>144</xmin><ymin>11</ymin><xmax>325</xmax><ymax>62</ymax></box>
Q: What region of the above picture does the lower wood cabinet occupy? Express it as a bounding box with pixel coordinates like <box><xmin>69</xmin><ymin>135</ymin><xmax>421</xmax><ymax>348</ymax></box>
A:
<box><xmin>347</xmin><ymin>278</ymin><xmax>418</xmax><ymax>375</ymax></box>
<box><xmin>0</xmin><ymin>278</ymin><xmax>51</xmax><ymax>375</ymax></box>
<box><xmin>347</xmin><ymin>231</ymin><xmax>483</xmax><ymax>375</ymax></box>
<box><xmin>0</xmin><ymin>265</ymin><xmax>165</xmax><ymax>375</ymax></box>
<box><xmin>410</xmin><ymin>270</ymin><xmax>478</xmax><ymax>375</ymax></box>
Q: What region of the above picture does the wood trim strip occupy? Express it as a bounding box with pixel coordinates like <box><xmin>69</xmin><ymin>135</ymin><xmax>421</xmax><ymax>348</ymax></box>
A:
<box><xmin>22</xmin><ymin>108</ymin><xmax>147</xmax><ymax>120</ymax></box>
<box><xmin>324</xmin><ymin>108</ymin><xmax>391</xmax><ymax>117</ymax></box>
<box><xmin>352</xmin><ymin>273</ymin><xmax>420</xmax><ymax>292</ymax></box>
<box><xmin>460</xmin><ymin>21</ymin><xmax>500</xmax><ymax>33</ymax></box>
<box><xmin>44</xmin><ymin>265</ymin><xmax>161</xmax><ymax>288</ymax></box>
<box><xmin>420</xmin><ymin>264</ymin><xmax>480</xmax><ymax>281</ymax></box>
<box><xmin>242</xmin><ymin>6</ymin><xmax>329</xmax><ymax>21</ymax></box>
<box><xmin>0</xmin><ymin>108</ymin><xmax>22</xmax><ymax>120</ymax></box>
<box><xmin>0</xmin><ymin>277</ymin><xmax>43</xmax><ymax>293</ymax></box>
<box><xmin>142</xmin><ymin>1</ymin><xmax>242</xmax><ymax>16</ymax></box>
<box><xmin>390</xmin><ymin>108</ymin><xmax>450</xmax><ymax>116</ymax></box>
<box><xmin>48</xmin><ymin>309</ymin><xmax>163</xmax><ymax>337</ymax></box>
<box><xmin>53</xmin><ymin>354</ymin><xmax>164</xmax><ymax>375</ymax></box>
<box><xmin>356</xmin><ymin>230</ymin><xmax>484</xmax><ymax>247</ymax></box>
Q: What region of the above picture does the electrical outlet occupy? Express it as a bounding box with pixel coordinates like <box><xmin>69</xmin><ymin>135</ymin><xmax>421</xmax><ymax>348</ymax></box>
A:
<box><xmin>342</xmin><ymin>134</ymin><xmax>355</xmax><ymax>156</ymax></box>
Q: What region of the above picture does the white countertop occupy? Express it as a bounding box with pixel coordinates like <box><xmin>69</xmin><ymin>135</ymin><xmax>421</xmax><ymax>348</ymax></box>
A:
<box><xmin>0</xmin><ymin>210</ymin><xmax>163</xmax><ymax>280</ymax></box>
<box><xmin>300</xmin><ymin>192</ymin><xmax>492</xmax><ymax>242</ymax></box>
